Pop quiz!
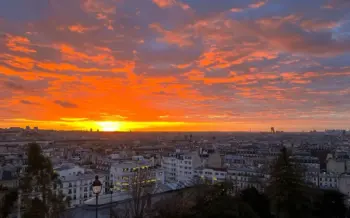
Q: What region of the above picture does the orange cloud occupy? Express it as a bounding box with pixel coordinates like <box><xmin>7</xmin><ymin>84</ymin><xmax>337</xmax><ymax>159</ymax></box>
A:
<box><xmin>1</xmin><ymin>54</ymin><xmax>35</xmax><ymax>70</ymax></box>
<box><xmin>152</xmin><ymin>0</ymin><xmax>176</xmax><ymax>8</ymax></box>
<box><xmin>67</xmin><ymin>24</ymin><xmax>98</xmax><ymax>33</ymax></box>
<box><xmin>249</xmin><ymin>1</ymin><xmax>267</xmax><ymax>9</ymax></box>
<box><xmin>6</xmin><ymin>35</ymin><xmax>36</xmax><ymax>54</ymax></box>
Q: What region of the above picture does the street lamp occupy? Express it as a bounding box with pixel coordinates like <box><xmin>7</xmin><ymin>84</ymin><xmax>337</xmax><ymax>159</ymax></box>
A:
<box><xmin>92</xmin><ymin>175</ymin><xmax>102</xmax><ymax>218</ymax></box>
<box><xmin>109</xmin><ymin>183</ymin><xmax>114</xmax><ymax>218</ymax></box>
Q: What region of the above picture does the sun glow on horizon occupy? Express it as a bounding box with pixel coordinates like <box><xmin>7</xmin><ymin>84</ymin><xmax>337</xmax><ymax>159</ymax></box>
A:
<box><xmin>96</xmin><ymin>121</ymin><xmax>122</xmax><ymax>132</ymax></box>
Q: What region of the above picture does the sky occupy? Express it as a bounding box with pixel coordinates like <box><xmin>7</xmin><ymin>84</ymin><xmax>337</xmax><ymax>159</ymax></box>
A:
<box><xmin>0</xmin><ymin>0</ymin><xmax>350</xmax><ymax>132</ymax></box>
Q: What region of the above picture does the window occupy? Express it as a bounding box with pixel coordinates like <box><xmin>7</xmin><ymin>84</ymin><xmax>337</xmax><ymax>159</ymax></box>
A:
<box><xmin>68</xmin><ymin>189</ymin><xmax>72</xmax><ymax>194</ymax></box>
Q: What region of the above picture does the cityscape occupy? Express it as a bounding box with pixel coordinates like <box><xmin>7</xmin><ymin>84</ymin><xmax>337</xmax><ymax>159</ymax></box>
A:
<box><xmin>1</xmin><ymin>0</ymin><xmax>350</xmax><ymax>218</ymax></box>
<box><xmin>1</xmin><ymin>127</ymin><xmax>350</xmax><ymax>217</ymax></box>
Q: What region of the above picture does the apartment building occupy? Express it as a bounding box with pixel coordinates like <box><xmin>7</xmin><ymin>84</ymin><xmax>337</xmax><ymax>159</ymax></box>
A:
<box><xmin>338</xmin><ymin>173</ymin><xmax>350</xmax><ymax>197</ymax></box>
<box><xmin>109</xmin><ymin>158</ymin><xmax>160</xmax><ymax>192</ymax></box>
<box><xmin>55</xmin><ymin>164</ymin><xmax>106</xmax><ymax>207</ymax></box>
<box><xmin>293</xmin><ymin>156</ymin><xmax>320</xmax><ymax>170</ymax></box>
<box><xmin>227</xmin><ymin>167</ymin><xmax>269</xmax><ymax>191</ymax></box>
<box><xmin>194</xmin><ymin>167</ymin><xmax>227</xmax><ymax>184</ymax></box>
<box><xmin>327</xmin><ymin>158</ymin><xmax>350</xmax><ymax>174</ymax></box>
<box><xmin>161</xmin><ymin>151</ymin><xmax>202</xmax><ymax>183</ymax></box>
<box><xmin>319</xmin><ymin>172</ymin><xmax>338</xmax><ymax>189</ymax></box>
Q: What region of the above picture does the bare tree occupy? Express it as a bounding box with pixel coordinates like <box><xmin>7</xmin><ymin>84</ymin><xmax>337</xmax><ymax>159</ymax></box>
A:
<box><xmin>111</xmin><ymin>166</ymin><xmax>157</xmax><ymax>218</ymax></box>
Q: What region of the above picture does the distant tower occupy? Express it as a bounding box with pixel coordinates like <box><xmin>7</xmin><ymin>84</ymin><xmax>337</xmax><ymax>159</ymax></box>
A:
<box><xmin>271</xmin><ymin>127</ymin><xmax>275</xmax><ymax>134</ymax></box>
<box><xmin>90</xmin><ymin>128</ymin><xmax>93</xmax><ymax>132</ymax></box>
<box><xmin>97</xmin><ymin>129</ymin><xmax>99</xmax><ymax>132</ymax></box>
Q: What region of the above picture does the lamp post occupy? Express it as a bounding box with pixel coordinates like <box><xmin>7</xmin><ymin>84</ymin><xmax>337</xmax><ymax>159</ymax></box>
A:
<box><xmin>92</xmin><ymin>175</ymin><xmax>102</xmax><ymax>218</ymax></box>
<box><xmin>109</xmin><ymin>183</ymin><xmax>113</xmax><ymax>218</ymax></box>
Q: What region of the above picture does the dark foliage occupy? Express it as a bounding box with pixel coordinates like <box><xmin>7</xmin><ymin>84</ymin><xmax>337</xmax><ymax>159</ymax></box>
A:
<box><xmin>313</xmin><ymin>189</ymin><xmax>348</xmax><ymax>218</ymax></box>
<box><xmin>20</xmin><ymin>143</ymin><xmax>69</xmax><ymax>218</ymax></box>
<box><xmin>267</xmin><ymin>147</ymin><xmax>315</xmax><ymax>218</ymax></box>
<box><xmin>0</xmin><ymin>190</ymin><xmax>18</xmax><ymax>218</ymax></box>
<box><xmin>240</xmin><ymin>187</ymin><xmax>273</xmax><ymax>218</ymax></box>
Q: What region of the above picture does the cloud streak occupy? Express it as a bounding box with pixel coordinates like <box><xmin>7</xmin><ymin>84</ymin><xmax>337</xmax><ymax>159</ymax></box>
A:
<box><xmin>54</xmin><ymin>100</ymin><xmax>78</xmax><ymax>108</ymax></box>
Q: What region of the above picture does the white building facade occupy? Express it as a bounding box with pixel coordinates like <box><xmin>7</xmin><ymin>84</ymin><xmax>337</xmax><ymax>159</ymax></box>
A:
<box><xmin>55</xmin><ymin>164</ymin><xmax>106</xmax><ymax>207</ymax></box>
<box><xmin>162</xmin><ymin>151</ymin><xmax>202</xmax><ymax>183</ymax></box>
<box><xmin>109</xmin><ymin>159</ymin><xmax>160</xmax><ymax>192</ymax></box>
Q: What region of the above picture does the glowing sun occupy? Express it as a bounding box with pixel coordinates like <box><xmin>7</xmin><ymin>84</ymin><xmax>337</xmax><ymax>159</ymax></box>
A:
<box><xmin>96</xmin><ymin>121</ymin><xmax>121</xmax><ymax>132</ymax></box>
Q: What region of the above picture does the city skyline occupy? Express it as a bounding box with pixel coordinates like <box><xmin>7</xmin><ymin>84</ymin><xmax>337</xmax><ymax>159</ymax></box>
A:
<box><xmin>1</xmin><ymin>0</ymin><xmax>350</xmax><ymax>131</ymax></box>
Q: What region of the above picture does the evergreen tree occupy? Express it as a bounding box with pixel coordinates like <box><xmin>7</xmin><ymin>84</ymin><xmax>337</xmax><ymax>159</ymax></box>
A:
<box><xmin>20</xmin><ymin>143</ymin><xmax>69</xmax><ymax>218</ymax></box>
<box><xmin>266</xmin><ymin>147</ymin><xmax>314</xmax><ymax>218</ymax></box>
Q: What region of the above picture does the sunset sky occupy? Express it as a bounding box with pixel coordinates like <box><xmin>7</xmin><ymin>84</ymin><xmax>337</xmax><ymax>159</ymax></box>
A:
<box><xmin>0</xmin><ymin>0</ymin><xmax>350</xmax><ymax>132</ymax></box>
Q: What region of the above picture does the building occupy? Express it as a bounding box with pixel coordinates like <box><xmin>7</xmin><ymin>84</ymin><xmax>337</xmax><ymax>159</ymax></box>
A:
<box><xmin>224</xmin><ymin>154</ymin><xmax>246</xmax><ymax>166</ymax></box>
<box><xmin>292</xmin><ymin>156</ymin><xmax>320</xmax><ymax>170</ymax></box>
<box><xmin>162</xmin><ymin>151</ymin><xmax>202</xmax><ymax>183</ymax></box>
<box><xmin>327</xmin><ymin>158</ymin><xmax>346</xmax><ymax>174</ymax></box>
<box><xmin>227</xmin><ymin>167</ymin><xmax>269</xmax><ymax>191</ymax></box>
<box><xmin>206</xmin><ymin>152</ymin><xmax>223</xmax><ymax>168</ymax></box>
<box><xmin>319</xmin><ymin>172</ymin><xmax>338</xmax><ymax>189</ymax></box>
<box><xmin>338</xmin><ymin>173</ymin><xmax>350</xmax><ymax>197</ymax></box>
<box><xmin>194</xmin><ymin>167</ymin><xmax>227</xmax><ymax>184</ymax></box>
<box><xmin>55</xmin><ymin>164</ymin><xmax>106</xmax><ymax>207</ymax></box>
<box><xmin>109</xmin><ymin>159</ymin><xmax>158</xmax><ymax>192</ymax></box>
<box><xmin>0</xmin><ymin>168</ymin><xmax>18</xmax><ymax>188</ymax></box>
